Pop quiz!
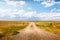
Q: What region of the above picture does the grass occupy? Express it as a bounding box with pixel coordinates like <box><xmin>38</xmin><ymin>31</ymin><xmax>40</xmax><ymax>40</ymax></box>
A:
<box><xmin>0</xmin><ymin>21</ymin><xmax>29</xmax><ymax>40</ymax></box>
<box><xmin>35</xmin><ymin>22</ymin><xmax>60</xmax><ymax>35</ymax></box>
<box><xmin>0</xmin><ymin>21</ymin><xmax>60</xmax><ymax>40</ymax></box>
<box><xmin>0</xmin><ymin>26</ymin><xmax>27</xmax><ymax>40</ymax></box>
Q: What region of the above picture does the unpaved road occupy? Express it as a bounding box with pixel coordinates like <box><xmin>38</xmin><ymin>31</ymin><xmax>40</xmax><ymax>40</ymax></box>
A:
<box><xmin>9</xmin><ymin>22</ymin><xmax>60</xmax><ymax>40</ymax></box>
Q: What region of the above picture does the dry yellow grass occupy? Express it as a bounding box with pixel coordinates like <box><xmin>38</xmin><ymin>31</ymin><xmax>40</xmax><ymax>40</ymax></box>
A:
<box><xmin>35</xmin><ymin>21</ymin><xmax>60</xmax><ymax>35</ymax></box>
<box><xmin>0</xmin><ymin>21</ymin><xmax>29</xmax><ymax>40</ymax></box>
<box><xmin>0</xmin><ymin>21</ymin><xmax>29</xmax><ymax>28</ymax></box>
<box><xmin>0</xmin><ymin>21</ymin><xmax>60</xmax><ymax>40</ymax></box>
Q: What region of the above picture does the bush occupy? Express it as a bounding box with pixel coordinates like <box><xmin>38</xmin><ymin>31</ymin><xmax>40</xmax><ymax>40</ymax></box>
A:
<box><xmin>12</xmin><ymin>31</ymin><xmax>19</xmax><ymax>35</ymax></box>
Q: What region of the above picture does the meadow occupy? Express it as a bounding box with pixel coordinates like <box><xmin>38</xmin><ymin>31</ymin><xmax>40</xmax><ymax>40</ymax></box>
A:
<box><xmin>35</xmin><ymin>21</ymin><xmax>60</xmax><ymax>35</ymax></box>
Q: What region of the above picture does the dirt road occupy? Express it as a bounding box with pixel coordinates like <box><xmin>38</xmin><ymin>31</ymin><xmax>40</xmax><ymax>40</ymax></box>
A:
<box><xmin>9</xmin><ymin>22</ymin><xmax>60</xmax><ymax>40</ymax></box>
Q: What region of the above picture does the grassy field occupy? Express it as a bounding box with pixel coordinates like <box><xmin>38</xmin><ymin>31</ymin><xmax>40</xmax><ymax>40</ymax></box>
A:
<box><xmin>35</xmin><ymin>21</ymin><xmax>60</xmax><ymax>35</ymax></box>
<box><xmin>0</xmin><ymin>21</ymin><xmax>60</xmax><ymax>40</ymax></box>
<box><xmin>0</xmin><ymin>21</ymin><xmax>29</xmax><ymax>40</ymax></box>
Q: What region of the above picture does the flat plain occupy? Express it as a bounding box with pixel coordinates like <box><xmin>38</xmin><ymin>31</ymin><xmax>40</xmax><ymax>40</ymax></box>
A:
<box><xmin>0</xmin><ymin>21</ymin><xmax>60</xmax><ymax>40</ymax></box>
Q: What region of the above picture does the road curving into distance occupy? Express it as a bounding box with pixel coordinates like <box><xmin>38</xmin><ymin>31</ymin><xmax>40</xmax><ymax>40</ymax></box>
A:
<box><xmin>9</xmin><ymin>22</ymin><xmax>60</xmax><ymax>40</ymax></box>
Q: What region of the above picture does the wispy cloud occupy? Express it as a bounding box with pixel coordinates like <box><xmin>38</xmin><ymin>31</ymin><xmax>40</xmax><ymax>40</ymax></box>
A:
<box><xmin>0</xmin><ymin>8</ymin><xmax>60</xmax><ymax>21</ymax></box>
<box><xmin>51</xmin><ymin>8</ymin><xmax>60</xmax><ymax>13</ymax></box>
<box><xmin>34</xmin><ymin>0</ymin><xmax>60</xmax><ymax>7</ymax></box>
<box><xmin>4</xmin><ymin>0</ymin><xmax>26</xmax><ymax>6</ymax></box>
<box><xmin>35</xmin><ymin>12</ymin><xmax>60</xmax><ymax>21</ymax></box>
<box><xmin>0</xmin><ymin>0</ymin><xmax>60</xmax><ymax>21</ymax></box>
<box><xmin>0</xmin><ymin>8</ymin><xmax>36</xmax><ymax>18</ymax></box>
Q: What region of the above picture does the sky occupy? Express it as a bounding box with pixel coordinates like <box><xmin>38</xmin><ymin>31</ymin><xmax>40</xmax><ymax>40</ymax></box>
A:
<box><xmin>0</xmin><ymin>0</ymin><xmax>60</xmax><ymax>21</ymax></box>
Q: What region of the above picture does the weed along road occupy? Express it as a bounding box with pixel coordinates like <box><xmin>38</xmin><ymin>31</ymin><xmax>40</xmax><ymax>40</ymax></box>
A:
<box><xmin>9</xmin><ymin>22</ymin><xmax>60</xmax><ymax>40</ymax></box>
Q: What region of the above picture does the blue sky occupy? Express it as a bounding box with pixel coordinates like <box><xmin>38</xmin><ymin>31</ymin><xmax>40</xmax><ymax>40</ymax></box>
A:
<box><xmin>0</xmin><ymin>0</ymin><xmax>60</xmax><ymax>21</ymax></box>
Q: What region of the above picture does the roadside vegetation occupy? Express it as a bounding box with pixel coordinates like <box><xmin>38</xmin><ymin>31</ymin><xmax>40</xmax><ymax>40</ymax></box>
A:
<box><xmin>0</xmin><ymin>21</ymin><xmax>29</xmax><ymax>40</ymax></box>
<box><xmin>35</xmin><ymin>22</ymin><xmax>60</xmax><ymax>35</ymax></box>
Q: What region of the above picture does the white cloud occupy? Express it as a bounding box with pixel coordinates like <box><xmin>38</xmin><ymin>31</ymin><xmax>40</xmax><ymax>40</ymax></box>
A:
<box><xmin>36</xmin><ymin>13</ymin><xmax>56</xmax><ymax>18</ymax></box>
<box><xmin>4</xmin><ymin>0</ymin><xmax>26</xmax><ymax>6</ymax></box>
<box><xmin>51</xmin><ymin>8</ymin><xmax>60</xmax><ymax>13</ymax></box>
<box><xmin>34</xmin><ymin>0</ymin><xmax>60</xmax><ymax>7</ymax></box>
<box><xmin>0</xmin><ymin>8</ymin><xmax>11</xmax><ymax>17</ymax></box>
<box><xmin>41</xmin><ymin>1</ymin><xmax>55</xmax><ymax>7</ymax></box>
<box><xmin>19</xmin><ymin>1</ymin><xmax>26</xmax><ymax>6</ymax></box>
<box><xmin>35</xmin><ymin>12</ymin><xmax>60</xmax><ymax>21</ymax></box>
<box><xmin>0</xmin><ymin>8</ymin><xmax>60</xmax><ymax>21</ymax></box>
<box><xmin>22</xmin><ymin>11</ymin><xmax>36</xmax><ymax>17</ymax></box>
<box><xmin>0</xmin><ymin>8</ymin><xmax>36</xmax><ymax>18</ymax></box>
<box><xmin>34</xmin><ymin>0</ymin><xmax>42</xmax><ymax>2</ymax></box>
